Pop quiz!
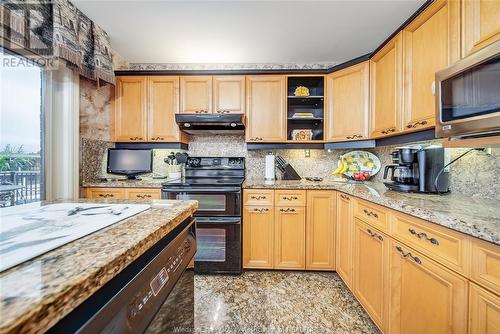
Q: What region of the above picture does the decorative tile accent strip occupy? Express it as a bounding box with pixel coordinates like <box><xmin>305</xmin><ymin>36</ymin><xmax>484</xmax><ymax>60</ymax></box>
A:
<box><xmin>128</xmin><ymin>62</ymin><xmax>337</xmax><ymax>71</ymax></box>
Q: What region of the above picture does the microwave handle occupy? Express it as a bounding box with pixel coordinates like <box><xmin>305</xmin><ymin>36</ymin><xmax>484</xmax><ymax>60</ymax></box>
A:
<box><xmin>195</xmin><ymin>217</ymin><xmax>241</xmax><ymax>224</ymax></box>
<box><xmin>431</xmin><ymin>81</ymin><xmax>436</xmax><ymax>96</ymax></box>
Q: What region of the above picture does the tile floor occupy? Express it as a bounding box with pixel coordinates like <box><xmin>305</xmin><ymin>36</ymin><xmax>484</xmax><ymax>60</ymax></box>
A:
<box><xmin>195</xmin><ymin>271</ymin><xmax>380</xmax><ymax>334</ymax></box>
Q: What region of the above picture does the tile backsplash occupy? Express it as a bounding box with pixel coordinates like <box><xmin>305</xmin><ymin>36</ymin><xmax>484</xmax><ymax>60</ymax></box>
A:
<box><xmin>81</xmin><ymin>134</ymin><xmax>500</xmax><ymax>201</ymax></box>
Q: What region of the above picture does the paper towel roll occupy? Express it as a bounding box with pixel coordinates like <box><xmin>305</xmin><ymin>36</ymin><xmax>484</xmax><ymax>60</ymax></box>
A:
<box><xmin>265</xmin><ymin>153</ymin><xmax>275</xmax><ymax>181</ymax></box>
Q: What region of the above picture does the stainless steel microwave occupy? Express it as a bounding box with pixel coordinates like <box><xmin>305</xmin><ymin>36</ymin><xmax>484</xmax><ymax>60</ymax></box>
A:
<box><xmin>435</xmin><ymin>41</ymin><xmax>500</xmax><ymax>138</ymax></box>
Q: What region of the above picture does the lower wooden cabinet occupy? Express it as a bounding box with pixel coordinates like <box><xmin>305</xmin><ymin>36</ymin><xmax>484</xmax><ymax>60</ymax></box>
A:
<box><xmin>353</xmin><ymin>219</ymin><xmax>390</xmax><ymax>332</ymax></box>
<box><xmin>274</xmin><ymin>206</ymin><xmax>306</xmax><ymax>269</ymax></box>
<box><xmin>84</xmin><ymin>187</ymin><xmax>161</xmax><ymax>200</ymax></box>
<box><xmin>306</xmin><ymin>191</ymin><xmax>336</xmax><ymax>270</ymax></box>
<box><xmin>389</xmin><ymin>240</ymin><xmax>468</xmax><ymax>334</ymax></box>
<box><xmin>336</xmin><ymin>192</ymin><xmax>354</xmax><ymax>288</ymax></box>
<box><xmin>469</xmin><ymin>283</ymin><xmax>500</xmax><ymax>334</ymax></box>
<box><xmin>242</xmin><ymin>206</ymin><xmax>274</xmax><ymax>269</ymax></box>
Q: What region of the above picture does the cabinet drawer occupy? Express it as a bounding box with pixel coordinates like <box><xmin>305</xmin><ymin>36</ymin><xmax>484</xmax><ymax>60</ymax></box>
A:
<box><xmin>354</xmin><ymin>199</ymin><xmax>389</xmax><ymax>232</ymax></box>
<box><xmin>391</xmin><ymin>213</ymin><xmax>470</xmax><ymax>275</ymax></box>
<box><xmin>243</xmin><ymin>189</ymin><xmax>274</xmax><ymax>206</ymax></box>
<box><xmin>85</xmin><ymin>188</ymin><xmax>125</xmax><ymax>199</ymax></box>
<box><xmin>275</xmin><ymin>190</ymin><xmax>306</xmax><ymax>207</ymax></box>
<box><xmin>471</xmin><ymin>238</ymin><xmax>500</xmax><ymax>296</ymax></box>
<box><xmin>125</xmin><ymin>188</ymin><xmax>161</xmax><ymax>200</ymax></box>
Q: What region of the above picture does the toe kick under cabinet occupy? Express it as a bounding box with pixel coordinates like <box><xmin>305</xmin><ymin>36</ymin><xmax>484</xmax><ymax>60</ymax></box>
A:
<box><xmin>243</xmin><ymin>188</ymin><xmax>500</xmax><ymax>334</ymax></box>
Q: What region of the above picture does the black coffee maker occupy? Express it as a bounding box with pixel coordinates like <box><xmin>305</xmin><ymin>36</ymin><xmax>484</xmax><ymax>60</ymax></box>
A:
<box><xmin>383</xmin><ymin>146</ymin><xmax>449</xmax><ymax>193</ymax></box>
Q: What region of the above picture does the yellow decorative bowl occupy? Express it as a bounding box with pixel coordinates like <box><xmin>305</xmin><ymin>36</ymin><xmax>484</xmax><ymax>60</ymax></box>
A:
<box><xmin>294</xmin><ymin>86</ymin><xmax>310</xmax><ymax>97</ymax></box>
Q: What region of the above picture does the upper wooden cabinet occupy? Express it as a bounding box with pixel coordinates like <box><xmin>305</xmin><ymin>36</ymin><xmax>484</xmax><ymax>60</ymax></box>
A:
<box><xmin>326</xmin><ymin>61</ymin><xmax>369</xmax><ymax>142</ymax></box>
<box><xmin>246</xmin><ymin>75</ymin><xmax>286</xmax><ymax>142</ymax></box>
<box><xmin>402</xmin><ymin>0</ymin><xmax>460</xmax><ymax>133</ymax></box>
<box><xmin>462</xmin><ymin>0</ymin><xmax>500</xmax><ymax>57</ymax></box>
<box><xmin>148</xmin><ymin>76</ymin><xmax>184</xmax><ymax>142</ymax></box>
<box><xmin>306</xmin><ymin>190</ymin><xmax>336</xmax><ymax>270</ymax></box>
<box><xmin>213</xmin><ymin>76</ymin><xmax>245</xmax><ymax>114</ymax></box>
<box><xmin>114</xmin><ymin>76</ymin><xmax>148</xmax><ymax>142</ymax></box>
<box><xmin>180</xmin><ymin>76</ymin><xmax>212</xmax><ymax>114</ymax></box>
<box><xmin>370</xmin><ymin>33</ymin><xmax>404</xmax><ymax>138</ymax></box>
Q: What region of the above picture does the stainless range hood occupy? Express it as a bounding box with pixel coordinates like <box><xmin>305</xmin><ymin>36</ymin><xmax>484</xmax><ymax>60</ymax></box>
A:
<box><xmin>175</xmin><ymin>114</ymin><xmax>245</xmax><ymax>135</ymax></box>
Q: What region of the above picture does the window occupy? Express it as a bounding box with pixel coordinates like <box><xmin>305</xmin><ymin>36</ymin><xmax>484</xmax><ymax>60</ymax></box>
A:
<box><xmin>0</xmin><ymin>50</ymin><xmax>44</xmax><ymax>207</ymax></box>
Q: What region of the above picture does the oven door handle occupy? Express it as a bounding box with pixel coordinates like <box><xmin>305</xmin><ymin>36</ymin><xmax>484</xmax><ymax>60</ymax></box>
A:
<box><xmin>163</xmin><ymin>187</ymin><xmax>241</xmax><ymax>193</ymax></box>
<box><xmin>195</xmin><ymin>217</ymin><xmax>241</xmax><ymax>224</ymax></box>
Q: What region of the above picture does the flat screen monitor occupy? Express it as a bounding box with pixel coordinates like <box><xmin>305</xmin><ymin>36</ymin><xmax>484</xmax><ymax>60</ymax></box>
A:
<box><xmin>107</xmin><ymin>149</ymin><xmax>152</xmax><ymax>179</ymax></box>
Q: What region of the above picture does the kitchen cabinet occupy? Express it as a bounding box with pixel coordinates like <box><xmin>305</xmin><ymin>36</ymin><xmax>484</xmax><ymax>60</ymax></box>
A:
<box><xmin>243</xmin><ymin>205</ymin><xmax>274</xmax><ymax>269</ymax></box>
<box><xmin>370</xmin><ymin>33</ymin><xmax>403</xmax><ymax>138</ymax></box>
<box><xmin>274</xmin><ymin>206</ymin><xmax>306</xmax><ymax>269</ymax></box>
<box><xmin>325</xmin><ymin>61</ymin><xmax>369</xmax><ymax>142</ymax></box>
<box><xmin>85</xmin><ymin>187</ymin><xmax>161</xmax><ymax>200</ymax></box>
<box><xmin>148</xmin><ymin>76</ymin><xmax>186</xmax><ymax>142</ymax></box>
<box><xmin>180</xmin><ymin>76</ymin><xmax>212</xmax><ymax>114</ymax></box>
<box><xmin>306</xmin><ymin>190</ymin><xmax>336</xmax><ymax>270</ymax></box>
<box><xmin>336</xmin><ymin>192</ymin><xmax>354</xmax><ymax>288</ymax></box>
<box><xmin>389</xmin><ymin>240</ymin><xmax>468</xmax><ymax>334</ymax></box>
<box><xmin>471</xmin><ymin>238</ymin><xmax>500</xmax><ymax>296</ymax></box>
<box><xmin>213</xmin><ymin>76</ymin><xmax>245</xmax><ymax>114</ymax></box>
<box><xmin>114</xmin><ymin>76</ymin><xmax>148</xmax><ymax>142</ymax></box>
<box><xmin>462</xmin><ymin>0</ymin><xmax>500</xmax><ymax>57</ymax></box>
<box><xmin>469</xmin><ymin>283</ymin><xmax>500</xmax><ymax>333</ymax></box>
<box><xmin>246</xmin><ymin>75</ymin><xmax>286</xmax><ymax>142</ymax></box>
<box><xmin>353</xmin><ymin>219</ymin><xmax>389</xmax><ymax>332</ymax></box>
<box><xmin>402</xmin><ymin>0</ymin><xmax>460</xmax><ymax>133</ymax></box>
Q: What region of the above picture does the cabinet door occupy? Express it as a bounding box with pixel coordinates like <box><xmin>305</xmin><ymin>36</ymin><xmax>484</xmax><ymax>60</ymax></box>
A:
<box><xmin>326</xmin><ymin>61</ymin><xmax>369</xmax><ymax>142</ymax></box>
<box><xmin>114</xmin><ymin>76</ymin><xmax>147</xmax><ymax>142</ymax></box>
<box><xmin>148</xmin><ymin>76</ymin><xmax>184</xmax><ymax>142</ymax></box>
<box><xmin>246</xmin><ymin>76</ymin><xmax>286</xmax><ymax>142</ymax></box>
<box><xmin>370</xmin><ymin>33</ymin><xmax>403</xmax><ymax>138</ymax></box>
<box><xmin>306</xmin><ymin>190</ymin><xmax>336</xmax><ymax>270</ymax></box>
<box><xmin>336</xmin><ymin>193</ymin><xmax>354</xmax><ymax>288</ymax></box>
<box><xmin>243</xmin><ymin>206</ymin><xmax>274</xmax><ymax>269</ymax></box>
<box><xmin>353</xmin><ymin>219</ymin><xmax>389</xmax><ymax>332</ymax></box>
<box><xmin>389</xmin><ymin>241</ymin><xmax>468</xmax><ymax>334</ymax></box>
<box><xmin>462</xmin><ymin>0</ymin><xmax>500</xmax><ymax>57</ymax></box>
<box><xmin>180</xmin><ymin>76</ymin><xmax>212</xmax><ymax>114</ymax></box>
<box><xmin>403</xmin><ymin>0</ymin><xmax>460</xmax><ymax>132</ymax></box>
<box><xmin>274</xmin><ymin>206</ymin><xmax>306</xmax><ymax>269</ymax></box>
<box><xmin>469</xmin><ymin>283</ymin><xmax>500</xmax><ymax>334</ymax></box>
<box><xmin>213</xmin><ymin>76</ymin><xmax>245</xmax><ymax>114</ymax></box>
<box><xmin>85</xmin><ymin>187</ymin><xmax>125</xmax><ymax>199</ymax></box>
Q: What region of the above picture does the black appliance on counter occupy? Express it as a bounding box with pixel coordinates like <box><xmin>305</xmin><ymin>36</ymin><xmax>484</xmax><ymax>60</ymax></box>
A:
<box><xmin>48</xmin><ymin>217</ymin><xmax>196</xmax><ymax>334</ymax></box>
<box><xmin>383</xmin><ymin>146</ymin><xmax>449</xmax><ymax>193</ymax></box>
<box><xmin>107</xmin><ymin>148</ymin><xmax>153</xmax><ymax>180</ymax></box>
<box><xmin>162</xmin><ymin>157</ymin><xmax>245</xmax><ymax>274</ymax></box>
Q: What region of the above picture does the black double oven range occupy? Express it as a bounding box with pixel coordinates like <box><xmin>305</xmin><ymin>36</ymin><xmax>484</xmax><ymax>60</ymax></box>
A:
<box><xmin>162</xmin><ymin>157</ymin><xmax>244</xmax><ymax>274</ymax></box>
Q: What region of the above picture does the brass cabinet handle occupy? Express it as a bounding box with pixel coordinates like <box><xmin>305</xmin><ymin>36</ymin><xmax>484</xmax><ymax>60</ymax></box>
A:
<box><xmin>406</xmin><ymin>120</ymin><xmax>428</xmax><ymax>129</ymax></box>
<box><xmin>129</xmin><ymin>136</ymin><xmax>142</xmax><ymax>140</ymax></box>
<box><xmin>363</xmin><ymin>208</ymin><xmax>379</xmax><ymax>218</ymax></box>
<box><xmin>195</xmin><ymin>110</ymin><xmax>208</xmax><ymax>114</ymax></box>
<box><xmin>366</xmin><ymin>228</ymin><xmax>384</xmax><ymax>241</ymax></box>
<box><xmin>98</xmin><ymin>193</ymin><xmax>114</xmax><ymax>198</ymax></box>
<box><xmin>395</xmin><ymin>245</ymin><xmax>422</xmax><ymax>265</ymax></box>
<box><xmin>250</xmin><ymin>195</ymin><xmax>267</xmax><ymax>200</ymax></box>
<box><xmin>346</xmin><ymin>134</ymin><xmax>363</xmax><ymax>140</ymax></box>
<box><xmin>408</xmin><ymin>228</ymin><xmax>439</xmax><ymax>245</ymax></box>
<box><xmin>249</xmin><ymin>137</ymin><xmax>263</xmax><ymax>141</ymax></box>
<box><xmin>381</xmin><ymin>128</ymin><xmax>396</xmax><ymax>135</ymax></box>
<box><xmin>252</xmin><ymin>208</ymin><xmax>269</xmax><ymax>213</ymax></box>
<box><xmin>279</xmin><ymin>208</ymin><xmax>296</xmax><ymax>213</ymax></box>
<box><xmin>340</xmin><ymin>194</ymin><xmax>350</xmax><ymax>200</ymax></box>
<box><xmin>150</xmin><ymin>136</ymin><xmax>165</xmax><ymax>141</ymax></box>
<box><xmin>136</xmin><ymin>194</ymin><xmax>152</xmax><ymax>199</ymax></box>
<box><xmin>217</xmin><ymin>110</ymin><xmax>230</xmax><ymax>114</ymax></box>
<box><xmin>282</xmin><ymin>196</ymin><xmax>298</xmax><ymax>201</ymax></box>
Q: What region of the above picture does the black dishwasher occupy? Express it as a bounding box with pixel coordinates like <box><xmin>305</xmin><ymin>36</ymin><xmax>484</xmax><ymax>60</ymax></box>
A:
<box><xmin>47</xmin><ymin>217</ymin><xmax>196</xmax><ymax>334</ymax></box>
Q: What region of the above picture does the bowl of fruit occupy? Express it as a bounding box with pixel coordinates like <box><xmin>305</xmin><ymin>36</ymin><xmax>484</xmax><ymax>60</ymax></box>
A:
<box><xmin>350</xmin><ymin>171</ymin><xmax>372</xmax><ymax>182</ymax></box>
<box><xmin>332</xmin><ymin>151</ymin><xmax>380</xmax><ymax>182</ymax></box>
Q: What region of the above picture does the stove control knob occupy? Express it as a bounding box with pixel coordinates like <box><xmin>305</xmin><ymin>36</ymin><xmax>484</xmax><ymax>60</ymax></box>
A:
<box><xmin>187</xmin><ymin>158</ymin><xmax>201</xmax><ymax>167</ymax></box>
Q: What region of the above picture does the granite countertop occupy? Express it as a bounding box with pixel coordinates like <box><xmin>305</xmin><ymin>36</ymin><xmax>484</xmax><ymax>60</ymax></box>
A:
<box><xmin>82</xmin><ymin>178</ymin><xmax>166</xmax><ymax>188</ymax></box>
<box><xmin>243</xmin><ymin>178</ymin><xmax>500</xmax><ymax>245</ymax></box>
<box><xmin>0</xmin><ymin>199</ymin><xmax>198</xmax><ymax>334</ymax></box>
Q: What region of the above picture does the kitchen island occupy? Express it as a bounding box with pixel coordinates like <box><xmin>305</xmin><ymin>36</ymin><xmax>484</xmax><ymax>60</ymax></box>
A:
<box><xmin>0</xmin><ymin>199</ymin><xmax>197</xmax><ymax>334</ymax></box>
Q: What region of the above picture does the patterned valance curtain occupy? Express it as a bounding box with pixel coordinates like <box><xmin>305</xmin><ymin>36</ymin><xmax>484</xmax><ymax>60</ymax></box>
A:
<box><xmin>1</xmin><ymin>0</ymin><xmax>114</xmax><ymax>84</ymax></box>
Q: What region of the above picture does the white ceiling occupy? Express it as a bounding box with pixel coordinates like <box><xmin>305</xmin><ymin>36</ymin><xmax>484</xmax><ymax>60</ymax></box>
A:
<box><xmin>74</xmin><ymin>0</ymin><xmax>426</xmax><ymax>65</ymax></box>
